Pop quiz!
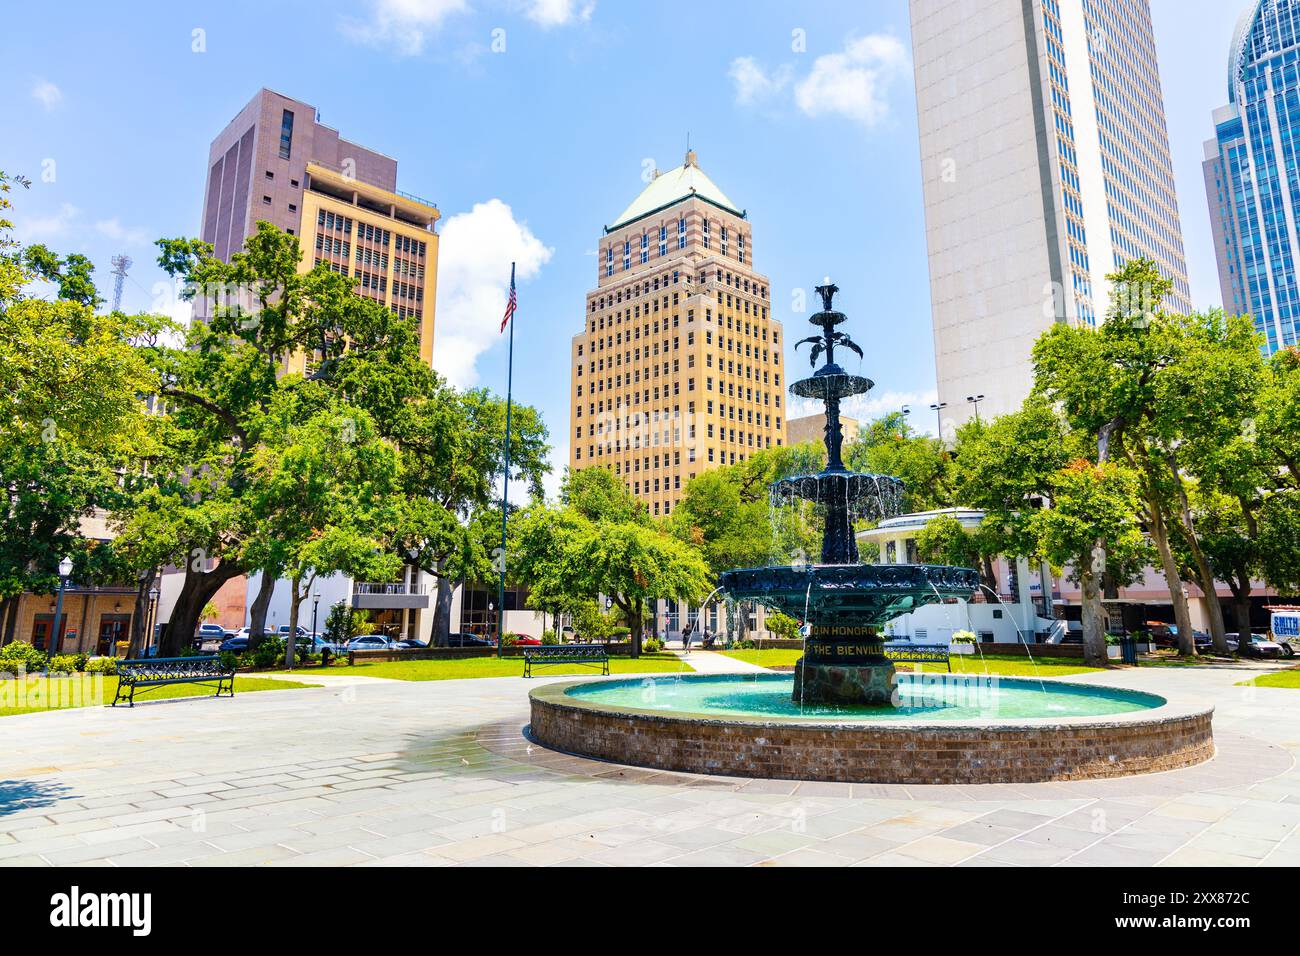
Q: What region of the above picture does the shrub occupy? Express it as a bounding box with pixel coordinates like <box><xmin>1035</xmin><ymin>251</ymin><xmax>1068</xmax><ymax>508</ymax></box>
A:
<box><xmin>643</xmin><ymin>636</ymin><xmax>663</xmax><ymax>653</ymax></box>
<box><xmin>0</xmin><ymin>641</ymin><xmax>47</xmax><ymax>675</ymax></box>
<box><xmin>732</xmin><ymin>639</ymin><xmax>757</xmax><ymax>650</ymax></box>
<box><xmin>47</xmin><ymin>654</ymin><xmax>83</xmax><ymax>674</ymax></box>
<box><xmin>610</xmin><ymin>626</ymin><xmax>630</xmax><ymax>638</ymax></box>
<box><xmin>541</xmin><ymin>630</ymin><xmax>559</xmax><ymax>645</ymax></box>
<box><xmin>765</xmin><ymin>611</ymin><xmax>802</xmax><ymax>641</ymax></box>
<box><xmin>952</xmin><ymin>630</ymin><xmax>977</xmax><ymax>645</ymax></box>
<box><xmin>85</xmin><ymin>657</ymin><xmax>118</xmax><ymax>675</ymax></box>
<box><xmin>251</xmin><ymin>636</ymin><xmax>284</xmax><ymax>669</ymax></box>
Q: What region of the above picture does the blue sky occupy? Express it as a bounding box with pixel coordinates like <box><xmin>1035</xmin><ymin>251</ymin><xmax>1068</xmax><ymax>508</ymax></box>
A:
<box><xmin>1</xmin><ymin>0</ymin><xmax>1251</xmax><ymax>496</ymax></box>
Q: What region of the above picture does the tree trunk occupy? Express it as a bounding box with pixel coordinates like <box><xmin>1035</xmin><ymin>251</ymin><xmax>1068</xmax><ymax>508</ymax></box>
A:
<box><xmin>127</xmin><ymin>569</ymin><xmax>154</xmax><ymax>658</ymax></box>
<box><xmin>286</xmin><ymin>577</ymin><xmax>303</xmax><ymax>669</ymax></box>
<box><xmin>248</xmin><ymin>566</ymin><xmax>277</xmax><ymax>644</ymax></box>
<box><xmin>0</xmin><ymin>596</ymin><xmax>14</xmax><ymax>646</ymax></box>
<box><xmin>432</xmin><ymin>571</ymin><xmax>454</xmax><ymax>647</ymax></box>
<box><xmin>1235</xmin><ymin>595</ymin><xmax>1253</xmax><ymax>643</ymax></box>
<box><xmin>1080</xmin><ymin>546</ymin><xmax>1109</xmax><ymax>667</ymax></box>
<box><xmin>1145</xmin><ymin>496</ymin><xmax>1196</xmax><ymax>656</ymax></box>
<box><xmin>629</xmin><ymin>596</ymin><xmax>642</xmax><ymax>658</ymax></box>
<box><xmin>1166</xmin><ymin>453</ymin><xmax>1229</xmax><ymax>654</ymax></box>
<box><xmin>163</xmin><ymin>562</ymin><xmax>241</xmax><ymax>657</ymax></box>
<box><xmin>979</xmin><ymin>556</ymin><xmax>997</xmax><ymax>595</ymax></box>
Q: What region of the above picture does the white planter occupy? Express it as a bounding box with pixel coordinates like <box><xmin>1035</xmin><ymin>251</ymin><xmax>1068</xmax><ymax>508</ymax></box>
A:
<box><xmin>1106</xmin><ymin>645</ymin><xmax>1121</xmax><ymax>660</ymax></box>
<box><xmin>950</xmin><ymin>644</ymin><xmax>976</xmax><ymax>655</ymax></box>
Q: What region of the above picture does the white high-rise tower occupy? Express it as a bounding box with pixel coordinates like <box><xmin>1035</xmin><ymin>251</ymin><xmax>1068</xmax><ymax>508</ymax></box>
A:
<box><xmin>909</xmin><ymin>0</ymin><xmax>1192</xmax><ymax>431</ymax></box>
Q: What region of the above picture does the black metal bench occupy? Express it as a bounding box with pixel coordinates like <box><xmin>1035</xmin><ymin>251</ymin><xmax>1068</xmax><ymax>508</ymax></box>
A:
<box><xmin>882</xmin><ymin>643</ymin><xmax>952</xmax><ymax>672</ymax></box>
<box><xmin>112</xmin><ymin>655</ymin><xmax>236</xmax><ymax>707</ymax></box>
<box><xmin>522</xmin><ymin>644</ymin><xmax>609</xmax><ymax>678</ymax></box>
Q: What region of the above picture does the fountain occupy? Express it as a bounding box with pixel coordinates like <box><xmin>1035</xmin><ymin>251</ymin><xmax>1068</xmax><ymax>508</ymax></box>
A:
<box><xmin>525</xmin><ymin>282</ymin><xmax>1214</xmax><ymax>784</ymax></box>
<box><xmin>719</xmin><ymin>282</ymin><xmax>978</xmax><ymax>706</ymax></box>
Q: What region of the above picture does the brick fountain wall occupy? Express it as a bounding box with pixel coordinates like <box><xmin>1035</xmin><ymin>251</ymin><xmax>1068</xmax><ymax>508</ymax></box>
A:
<box><xmin>528</xmin><ymin>685</ymin><xmax>1214</xmax><ymax>785</ymax></box>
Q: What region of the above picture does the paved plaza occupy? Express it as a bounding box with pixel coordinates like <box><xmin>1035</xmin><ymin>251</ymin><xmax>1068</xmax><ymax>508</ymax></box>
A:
<box><xmin>1</xmin><ymin>656</ymin><xmax>1298</xmax><ymax>867</ymax></box>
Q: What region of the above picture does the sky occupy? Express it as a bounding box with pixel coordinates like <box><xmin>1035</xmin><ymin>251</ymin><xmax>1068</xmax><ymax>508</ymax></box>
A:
<box><xmin>1</xmin><ymin>0</ymin><xmax>1253</xmax><ymax>499</ymax></box>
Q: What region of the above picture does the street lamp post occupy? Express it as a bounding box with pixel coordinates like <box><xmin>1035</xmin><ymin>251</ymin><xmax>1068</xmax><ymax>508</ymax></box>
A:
<box><xmin>929</xmin><ymin>401</ymin><xmax>948</xmax><ymax>441</ymax></box>
<box><xmin>311</xmin><ymin>591</ymin><xmax>320</xmax><ymax>642</ymax></box>
<box><xmin>146</xmin><ymin>586</ymin><xmax>160</xmax><ymax>657</ymax></box>
<box><xmin>50</xmin><ymin>556</ymin><xmax>73</xmax><ymax>655</ymax></box>
<box><xmin>966</xmin><ymin>394</ymin><xmax>986</xmax><ymax>423</ymax></box>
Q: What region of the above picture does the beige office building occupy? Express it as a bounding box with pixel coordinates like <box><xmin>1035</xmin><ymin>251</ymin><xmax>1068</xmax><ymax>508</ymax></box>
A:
<box><xmin>909</xmin><ymin>0</ymin><xmax>1191</xmax><ymax>432</ymax></box>
<box><xmin>570</xmin><ymin>151</ymin><xmax>787</xmax><ymax>517</ymax></box>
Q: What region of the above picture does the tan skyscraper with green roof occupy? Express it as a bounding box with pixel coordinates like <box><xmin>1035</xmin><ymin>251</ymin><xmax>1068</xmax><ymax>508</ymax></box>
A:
<box><xmin>570</xmin><ymin>151</ymin><xmax>787</xmax><ymax>517</ymax></box>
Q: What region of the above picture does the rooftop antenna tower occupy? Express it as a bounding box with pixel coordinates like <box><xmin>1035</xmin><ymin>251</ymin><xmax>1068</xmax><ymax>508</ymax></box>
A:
<box><xmin>109</xmin><ymin>254</ymin><xmax>132</xmax><ymax>312</ymax></box>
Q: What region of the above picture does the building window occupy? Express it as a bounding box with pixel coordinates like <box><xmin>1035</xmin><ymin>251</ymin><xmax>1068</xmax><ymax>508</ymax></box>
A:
<box><xmin>678</xmin><ymin>216</ymin><xmax>686</xmax><ymax>249</ymax></box>
<box><xmin>623</xmin><ymin>241</ymin><xmax>630</xmax><ymax>271</ymax></box>
<box><xmin>279</xmin><ymin>109</ymin><xmax>294</xmax><ymax>160</ymax></box>
<box><xmin>659</xmin><ymin>225</ymin><xmax>667</xmax><ymax>257</ymax></box>
<box><xmin>640</xmin><ymin>233</ymin><xmax>648</xmax><ymax>264</ymax></box>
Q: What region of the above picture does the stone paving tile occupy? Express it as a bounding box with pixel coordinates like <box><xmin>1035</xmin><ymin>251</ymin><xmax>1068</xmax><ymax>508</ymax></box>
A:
<box><xmin>665</xmin><ymin>844</ymin><xmax>768</xmax><ymax>866</ymax></box>
<box><xmin>891</xmin><ymin>835</ymin><xmax>986</xmax><ymax>865</ymax></box>
<box><xmin>189</xmin><ymin>844</ymin><xmax>302</xmax><ymax>866</ymax></box>
<box><xmin>1184</xmin><ymin>830</ymin><xmax>1276</xmax><ymax>860</ymax></box>
<box><xmin>1017</xmin><ymin>824</ymin><xmax>1107</xmax><ymax>851</ymax></box>
<box><xmin>42</xmin><ymin>837</ymin><xmax>156</xmax><ymax>865</ymax></box>
<box><xmin>1158</xmin><ymin>846</ymin><xmax>1261</xmax><ymax>867</ymax></box>
<box><xmin>939</xmin><ymin>821</ymin><xmax>1025</xmax><ymax>847</ymax></box>
<box><xmin>429</xmin><ymin>832</ymin><xmax>526</xmax><ymax>862</ymax></box>
<box><xmin>978</xmin><ymin>838</ymin><xmax>1080</xmax><ymax>866</ymax></box>
<box><xmin>269</xmin><ymin>846</ymin><xmax>376</xmax><ymax>866</ymax></box>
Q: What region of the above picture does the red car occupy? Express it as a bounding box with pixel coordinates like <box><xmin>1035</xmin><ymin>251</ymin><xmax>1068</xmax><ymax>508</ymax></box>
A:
<box><xmin>506</xmin><ymin>633</ymin><xmax>542</xmax><ymax>646</ymax></box>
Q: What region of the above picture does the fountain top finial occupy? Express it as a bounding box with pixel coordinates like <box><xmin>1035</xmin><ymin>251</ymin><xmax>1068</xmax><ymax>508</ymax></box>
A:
<box><xmin>814</xmin><ymin>282</ymin><xmax>839</xmax><ymax>313</ymax></box>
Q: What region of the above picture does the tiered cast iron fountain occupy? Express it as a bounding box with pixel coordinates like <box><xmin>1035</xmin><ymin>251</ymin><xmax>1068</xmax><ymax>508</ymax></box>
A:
<box><xmin>523</xmin><ymin>281</ymin><xmax>1215</xmax><ymax>785</ymax></box>
<box><xmin>719</xmin><ymin>283</ymin><xmax>979</xmax><ymax>706</ymax></box>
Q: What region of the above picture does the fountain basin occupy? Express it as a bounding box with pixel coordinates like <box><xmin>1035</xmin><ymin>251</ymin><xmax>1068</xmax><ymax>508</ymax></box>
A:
<box><xmin>718</xmin><ymin>563</ymin><xmax>979</xmax><ymax>624</ymax></box>
<box><xmin>528</xmin><ymin>674</ymin><xmax>1215</xmax><ymax>784</ymax></box>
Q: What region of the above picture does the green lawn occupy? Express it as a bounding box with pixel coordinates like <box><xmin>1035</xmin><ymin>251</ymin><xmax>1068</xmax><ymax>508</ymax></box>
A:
<box><xmin>1236</xmin><ymin>668</ymin><xmax>1300</xmax><ymax>688</ymax></box>
<box><xmin>293</xmin><ymin>652</ymin><xmax>695</xmax><ymax>682</ymax></box>
<box><xmin>716</xmin><ymin>648</ymin><xmax>1102</xmax><ymax>677</ymax></box>
<box><xmin>0</xmin><ymin>674</ymin><xmax>318</xmax><ymax>717</ymax></box>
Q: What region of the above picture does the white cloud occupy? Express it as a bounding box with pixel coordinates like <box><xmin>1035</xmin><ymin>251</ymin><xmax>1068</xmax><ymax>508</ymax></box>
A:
<box><xmin>31</xmin><ymin>79</ymin><xmax>62</xmax><ymax>111</ymax></box>
<box><xmin>431</xmin><ymin>198</ymin><xmax>552</xmax><ymax>388</ymax></box>
<box><xmin>794</xmin><ymin>34</ymin><xmax>908</xmax><ymax>127</ymax></box>
<box><xmin>94</xmin><ymin>218</ymin><xmax>151</xmax><ymax>246</ymax></box>
<box><xmin>342</xmin><ymin>0</ymin><xmax>470</xmax><ymax>55</ymax></box>
<box><xmin>523</xmin><ymin>0</ymin><xmax>594</xmax><ymax>28</ymax></box>
<box><xmin>727</xmin><ymin>56</ymin><xmax>791</xmax><ymax>106</ymax></box>
<box><xmin>17</xmin><ymin>202</ymin><xmax>80</xmax><ymax>241</ymax></box>
<box><xmin>15</xmin><ymin>203</ymin><xmax>152</xmax><ymax>251</ymax></box>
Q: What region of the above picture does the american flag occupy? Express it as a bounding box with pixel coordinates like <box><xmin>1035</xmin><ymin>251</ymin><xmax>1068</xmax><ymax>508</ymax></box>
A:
<box><xmin>500</xmin><ymin>264</ymin><xmax>516</xmax><ymax>333</ymax></box>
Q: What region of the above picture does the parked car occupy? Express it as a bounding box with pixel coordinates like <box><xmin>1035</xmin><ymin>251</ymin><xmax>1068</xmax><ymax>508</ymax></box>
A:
<box><xmin>395</xmin><ymin>639</ymin><xmax>428</xmax><ymax>649</ymax></box>
<box><xmin>506</xmin><ymin>634</ymin><xmax>542</xmax><ymax>646</ymax></box>
<box><xmin>218</xmin><ymin>635</ymin><xmax>248</xmax><ymax>653</ymax></box>
<box><xmin>346</xmin><ymin>635</ymin><xmax>395</xmax><ymax>650</ymax></box>
<box><xmin>1227</xmin><ymin>633</ymin><xmax>1288</xmax><ymax>659</ymax></box>
<box><xmin>445</xmin><ymin>632</ymin><xmax>494</xmax><ymax>648</ymax></box>
<box><xmin>223</xmin><ymin>625</ymin><xmax>251</xmax><ymax>641</ymax></box>
<box><xmin>197</xmin><ymin>623</ymin><xmax>226</xmax><ymax>640</ymax></box>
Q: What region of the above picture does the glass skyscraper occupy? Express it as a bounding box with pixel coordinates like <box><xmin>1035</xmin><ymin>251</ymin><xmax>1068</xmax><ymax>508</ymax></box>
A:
<box><xmin>1204</xmin><ymin>0</ymin><xmax>1300</xmax><ymax>353</ymax></box>
<box><xmin>910</xmin><ymin>0</ymin><xmax>1192</xmax><ymax>430</ymax></box>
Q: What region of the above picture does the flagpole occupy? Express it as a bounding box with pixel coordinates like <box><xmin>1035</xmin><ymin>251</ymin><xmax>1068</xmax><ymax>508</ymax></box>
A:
<box><xmin>497</xmin><ymin>262</ymin><xmax>516</xmax><ymax>658</ymax></box>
